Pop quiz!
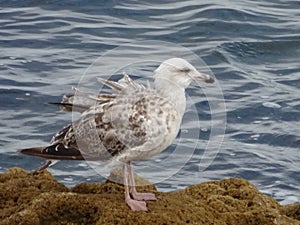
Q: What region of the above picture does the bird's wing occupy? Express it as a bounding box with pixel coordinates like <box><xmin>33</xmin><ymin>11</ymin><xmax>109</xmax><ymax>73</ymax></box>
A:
<box><xmin>53</xmin><ymin>73</ymin><xmax>142</xmax><ymax>113</ymax></box>
<box><xmin>20</xmin><ymin>74</ymin><xmax>178</xmax><ymax>162</ymax></box>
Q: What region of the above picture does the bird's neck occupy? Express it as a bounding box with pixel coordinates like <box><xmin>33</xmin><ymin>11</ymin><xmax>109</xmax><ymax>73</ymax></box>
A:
<box><xmin>154</xmin><ymin>78</ymin><xmax>186</xmax><ymax>118</ymax></box>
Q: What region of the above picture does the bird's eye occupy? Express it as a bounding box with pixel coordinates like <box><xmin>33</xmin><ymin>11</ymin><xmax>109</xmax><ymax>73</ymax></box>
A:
<box><xmin>179</xmin><ymin>68</ymin><xmax>191</xmax><ymax>73</ymax></box>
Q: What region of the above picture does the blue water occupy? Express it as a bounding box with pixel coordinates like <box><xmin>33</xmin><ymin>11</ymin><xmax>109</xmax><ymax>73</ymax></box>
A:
<box><xmin>0</xmin><ymin>0</ymin><xmax>299</xmax><ymax>204</ymax></box>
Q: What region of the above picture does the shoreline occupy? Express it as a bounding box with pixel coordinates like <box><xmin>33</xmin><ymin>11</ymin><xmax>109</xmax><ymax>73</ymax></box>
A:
<box><xmin>0</xmin><ymin>167</ymin><xmax>299</xmax><ymax>225</ymax></box>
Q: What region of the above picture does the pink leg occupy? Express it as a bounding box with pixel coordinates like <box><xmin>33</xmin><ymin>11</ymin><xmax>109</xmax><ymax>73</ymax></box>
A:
<box><xmin>33</xmin><ymin>160</ymin><xmax>52</xmax><ymax>174</ymax></box>
<box><xmin>123</xmin><ymin>162</ymin><xmax>148</xmax><ymax>211</ymax></box>
<box><xmin>127</xmin><ymin>162</ymin><xmax>156</xmax><ymax>201</ymax></box>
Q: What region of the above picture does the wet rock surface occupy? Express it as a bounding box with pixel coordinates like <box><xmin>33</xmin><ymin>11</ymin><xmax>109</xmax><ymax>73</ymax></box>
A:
<box><xmin>0</xmin><ymin>167</ymin><xmax>299</xmax><ymax>225</ymax></box>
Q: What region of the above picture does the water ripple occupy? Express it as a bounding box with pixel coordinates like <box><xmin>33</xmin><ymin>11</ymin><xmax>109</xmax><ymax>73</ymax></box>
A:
<box><xmin>0</xmin><ymin>0</ymin><xmax>299</xmax><ymax>204</ymax></box>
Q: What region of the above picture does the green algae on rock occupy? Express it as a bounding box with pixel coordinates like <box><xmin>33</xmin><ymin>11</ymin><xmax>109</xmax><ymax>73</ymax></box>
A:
<box><xmin>0</xmin><ymin>167</ymin><xmax>299</xmax><ymax>225</ymax></box>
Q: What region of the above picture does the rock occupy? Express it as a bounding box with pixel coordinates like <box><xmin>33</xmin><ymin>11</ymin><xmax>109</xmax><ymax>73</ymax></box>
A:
<box><xmin>280</xmin><ymin>203</ymin><xmax>300</xmax><ymax>221</ymax></box>
<box><xmin>0</xmin><ymin>167</ymin><xmax>299</xmax><ymax>225</ymax></box>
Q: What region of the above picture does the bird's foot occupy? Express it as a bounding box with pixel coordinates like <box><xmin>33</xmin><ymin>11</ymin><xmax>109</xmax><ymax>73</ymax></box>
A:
<box><xmin>131</xmin><ymin>191</ymin><xmax>157</xmax><ymax>201</ymax></box>
<box><xmin>126</xmin><ymin>198</ymin><xmax>148</xmax><ymax>211</ymax></box>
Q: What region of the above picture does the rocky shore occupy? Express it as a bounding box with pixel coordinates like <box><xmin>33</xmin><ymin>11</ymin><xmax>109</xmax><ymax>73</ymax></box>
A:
<box><xmin>0</xmin><ymin>167</ymin><xmax>299</xmax><ymax>225</ymax></box>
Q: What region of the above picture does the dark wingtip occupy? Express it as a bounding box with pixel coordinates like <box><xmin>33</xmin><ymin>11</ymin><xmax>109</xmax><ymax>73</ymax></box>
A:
<box><xmin>19</xmin><ymin>145</ymin><xmax>85</xmax><ymax>160</ymax></box>
<box><xmin>18</xmin><ymin>147</ymin><xmax>44</xmax><ymax>155</ymax></box>
<box><xmin>48</xmin><ymin>102</ymin><xmax>89</xmax><ymax>113</ymax></box>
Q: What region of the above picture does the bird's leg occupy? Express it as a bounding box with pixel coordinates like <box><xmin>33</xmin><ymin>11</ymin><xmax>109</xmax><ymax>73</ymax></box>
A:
<box><xmin>127</xmin><ymin>161</ymin><xmax>156</xmax><ymax>201</ymax></box>
<box><xmin>32</xmin><ymin>160</ymin><xmax>52</xmax><ymax>174</ymax></box>
<box><xmin>123</xmin><ymin>162</ymin><xmax>147</xmax><ymax>211</ymax></box>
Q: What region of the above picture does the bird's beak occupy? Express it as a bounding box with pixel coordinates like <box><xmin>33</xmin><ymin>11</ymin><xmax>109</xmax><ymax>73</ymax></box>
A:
<box><xmin>192</xmin><ymin>71</ymin><xmax>215</xmax><ymax>84</ymax></box>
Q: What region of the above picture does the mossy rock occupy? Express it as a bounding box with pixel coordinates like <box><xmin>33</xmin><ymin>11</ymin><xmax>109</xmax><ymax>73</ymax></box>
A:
<box><xmin>0</xmin><ymin>167</ymin><xmax>299</xmax><ymax>225</ymax></box>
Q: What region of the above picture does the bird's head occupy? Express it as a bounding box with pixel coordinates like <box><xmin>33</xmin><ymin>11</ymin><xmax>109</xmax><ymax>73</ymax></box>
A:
<box><xmin>154</xmin><ymin>58</ymin><xmax>214</xmax><ymax>89</ymax></box>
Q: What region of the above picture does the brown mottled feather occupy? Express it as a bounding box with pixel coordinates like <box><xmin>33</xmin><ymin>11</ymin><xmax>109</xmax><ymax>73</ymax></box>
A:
<box><xmin>19</xmin><ymin>74</ymin><xmax>174</xmax><ymax>162</ymax></box>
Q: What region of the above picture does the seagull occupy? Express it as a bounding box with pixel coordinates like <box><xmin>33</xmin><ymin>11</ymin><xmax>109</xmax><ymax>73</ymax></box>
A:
<box><xmin>19</xmin><ymin>58</ymin><xmax>214</xmax><ymax>211</ymax></box>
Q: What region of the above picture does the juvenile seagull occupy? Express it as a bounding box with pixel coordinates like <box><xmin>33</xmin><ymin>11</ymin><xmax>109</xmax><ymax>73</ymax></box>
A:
<box><xmin>19</xmin><ymin>58</ymin><xmax>214</xmax><ymax>211</ymax></box>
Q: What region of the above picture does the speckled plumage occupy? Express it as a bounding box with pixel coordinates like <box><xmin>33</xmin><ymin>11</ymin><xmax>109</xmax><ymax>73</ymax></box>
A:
<box><xmin>23</xmin><ymin>74</ymin><xmax>180</xmax><ymax>162</ymax></box>
<box><xmin>19</xmin><ymin>58</ymin><xmax>214</xmax><ymax>211</ymax></box>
